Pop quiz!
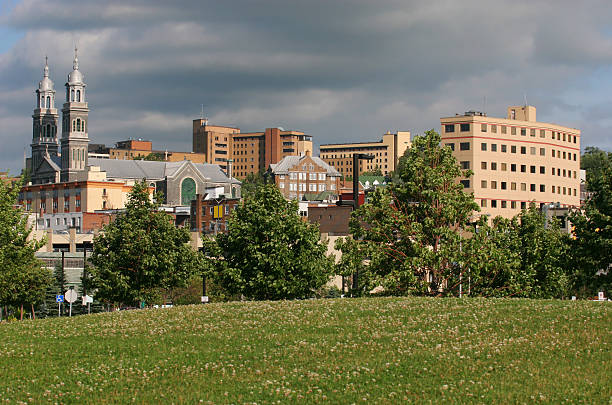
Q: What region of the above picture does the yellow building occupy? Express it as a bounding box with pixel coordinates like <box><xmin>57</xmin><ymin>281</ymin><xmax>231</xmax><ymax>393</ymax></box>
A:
<box><xmin>440</xmin><ymin>106</ymin><xmax>580</xmax><ymax>219</ymax></box>
<box><xmin>319</xmin><ymin>131</ymin><xmax>411</xmax><ymax>177</ymax></box>
<box><xmin>192</xmin><ymin>119</ymin><xmax>314</xmax><ymax>178</ymax></box>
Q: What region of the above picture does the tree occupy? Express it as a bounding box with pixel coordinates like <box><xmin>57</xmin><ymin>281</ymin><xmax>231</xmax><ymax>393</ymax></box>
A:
<box><xmin>142</xmin><ymin>152</ymin><xmax>165</xmax><ymax>161</ymax></box>
<box><xmin>89</xmin><ymin>181</ymin><xmax>202</xmax><ymax>306</ymax></box>
<box><xmin>362</xmin><ymin>167</ymin><xmax>383</xmax><ymax>176</ymax></box>
<box><xmin>204</xmin><ymin>184</ymin><xmax>333</xmax><ymax>300</ymax></box>
<box><xmin>570</xmin><ymin>149</ymin><xmax>612</xmax><ymax>296</ymax></box>
<box><xmin>351</xmin><ymin>130</ymin><xmax>478</xmax><ymax>295</ymax></box>
<box><xmin>0</xmin><ymin>176</ymin><xmax>49</xmax><ymax>319</ymax></box>
<box><xmin>240</xmin><ymin>169</ymin><xmax>267</xmax><ymax>196</ymax></box>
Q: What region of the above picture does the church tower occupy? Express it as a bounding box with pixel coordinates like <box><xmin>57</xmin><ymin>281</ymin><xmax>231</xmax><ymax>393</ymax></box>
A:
<box><xmin>60</xmin><ymin>48</ymin><xmax>89</xmax><ymax>182</ymax></box>
<box><xmin>31</xmin><ymin>57</ymin><xmax>59</xmax><ymax>183</ymax></box>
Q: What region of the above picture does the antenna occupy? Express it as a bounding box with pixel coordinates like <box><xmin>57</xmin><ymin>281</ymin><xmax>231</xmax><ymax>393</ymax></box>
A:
<box><xmin>200</xmin><ymin>104</ymin><xmax>204</xmax><ymax>120</ymax></box>
<box><xmin>483</xmin><ymin>96</ymin><xmax>487</xmax><ymax>114</ymax></box>
<box><xmin>523</xmin><ymin>93</ymin><xmax>528</xmax><ymax>107</ymax></box>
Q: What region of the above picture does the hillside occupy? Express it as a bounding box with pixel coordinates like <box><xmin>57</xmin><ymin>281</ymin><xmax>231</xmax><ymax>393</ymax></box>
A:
<box><xmin>0</xmin><ymin>297</ymin><xmax>609</xmax><ymax>403</ymax></box>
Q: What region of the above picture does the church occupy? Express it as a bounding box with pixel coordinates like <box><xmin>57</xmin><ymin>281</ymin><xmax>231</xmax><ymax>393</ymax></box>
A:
<box><xmin>22</xmin><ymin>50</ymin><xmax>240</xmax><ymax>237</ymax></box>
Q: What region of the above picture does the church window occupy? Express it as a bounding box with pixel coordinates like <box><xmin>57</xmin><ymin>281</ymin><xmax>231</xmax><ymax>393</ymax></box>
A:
<box><xmin>46</xmin><ymin>96</ymin><xmax>50</xmax><ymax>108</ymax></box>
<box><xmin>76</xmin><ymin>90</ymin><xmax>81</xmax><ymax>102</ymax></box>
<box><xmin>71</xmin><ymin>90</ymin><xmax>75</xmax><ymax>102</ymax></box>
<box><xmin>83</xmin><ymin>120</ymin><xmax>86</xmax><ymax>132</ymax></box>
<box><xmin>76</xmin><ymin>118</ymin><xmax>81</xmax><ymax>132</ymax></box>
<box><xmin>181</xmin><ymin>178</ymin><xmax>196</xmax><ymax>205</ymax></box>
<box><xmin>72</xmin><ymin>120</ymin><xmax>76</xmax><ymax>131</ymax></box>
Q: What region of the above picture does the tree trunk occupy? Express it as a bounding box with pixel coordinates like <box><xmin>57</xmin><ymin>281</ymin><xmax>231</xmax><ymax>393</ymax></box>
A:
<box><xmin>20</xmin><ymin>304</ymin><xmax>23</xmax><ymax>321</ymax></box>
<box><xmin>31</xmin><ymin>303</ymin><xmax>36</xmax><ymax>320</ymax></box>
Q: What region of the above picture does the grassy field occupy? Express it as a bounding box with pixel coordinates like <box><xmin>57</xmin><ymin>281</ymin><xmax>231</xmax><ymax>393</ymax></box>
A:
<box><xmin>0</xmin><ymin>297</ymin><xmax>609</xmax><ymax>404</ymax></box>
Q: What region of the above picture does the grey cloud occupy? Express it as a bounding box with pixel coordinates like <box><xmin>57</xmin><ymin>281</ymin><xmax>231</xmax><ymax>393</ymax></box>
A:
<box><xmin>2</xmin><ymin>0</ymin><xmax>612</xmax><ymax>174</ymax></box>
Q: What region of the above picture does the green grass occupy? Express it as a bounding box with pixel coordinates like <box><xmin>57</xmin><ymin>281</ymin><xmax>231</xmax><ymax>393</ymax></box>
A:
<box><xmin>0</xmin><ymin>297</ymin><xmax>610</xmax><ymax>403</ymax></box>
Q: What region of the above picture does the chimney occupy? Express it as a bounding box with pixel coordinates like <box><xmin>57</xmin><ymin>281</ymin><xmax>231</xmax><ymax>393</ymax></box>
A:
<box><xmin>226</xmin><ymin>159</ymin><xmax>234</xmax><ymax>178</ymax></box>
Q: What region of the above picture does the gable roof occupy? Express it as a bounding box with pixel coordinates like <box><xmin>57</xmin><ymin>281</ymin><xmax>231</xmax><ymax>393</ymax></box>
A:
<box><xmin>87</xmin><ymin>158</ymin><xmax>240</xmax><ymax>184</ymax></box>
<box><xmin>270</xmin><ymin>155</ymin><xmax>341</xmax><ymax>176</ymax></box>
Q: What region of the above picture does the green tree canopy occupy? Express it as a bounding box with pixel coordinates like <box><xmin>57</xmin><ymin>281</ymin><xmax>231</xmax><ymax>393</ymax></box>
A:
<box><xmin>89</xmin><ymin>181</ymin><xmax>202</xmax><ymax>306</ymax></box>
<box><xmin>204</xmin><ymin>184</ymin><xmax>333</xmax><ymax>300</ymax></box>
<box><xmin>0</xmin><ymin>177</ymin><xmax>49</xmax><ymax>318</ymax></box>
<box><xmin>351</xmin><ymin>130</ymin><xmax>478</xmax><ymax>295</ymax></box>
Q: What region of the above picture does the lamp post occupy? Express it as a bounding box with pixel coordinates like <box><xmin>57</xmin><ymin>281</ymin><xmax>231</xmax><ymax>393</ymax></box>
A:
<box><xmin>351</xmin><ymin>153</ymin><xmax>374</xmax><ymax>293</ymax></box>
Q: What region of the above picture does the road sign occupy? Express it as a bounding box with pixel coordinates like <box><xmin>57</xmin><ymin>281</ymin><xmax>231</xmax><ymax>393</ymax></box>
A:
<box><xmin>82</xmin><ymin>295</ymin><xmax>93</xmax><ymax>305</ymax></box>
<box><xmin>65</xmin><ymin>289</ymin><xmax>78</xmax><ymax>303</ymax></box>
<box><xmin>56</xmin><ymin>295</ymin><xmax>64</xmax><ymax>303</ymax></box>
<box><xmin>201</xmin><ymin>296</ymin><xmax>209</xmax><ymax>303</ymax></box>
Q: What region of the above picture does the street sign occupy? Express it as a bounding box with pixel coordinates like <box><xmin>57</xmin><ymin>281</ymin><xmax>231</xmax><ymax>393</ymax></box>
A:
<box><xmin>56</xmin><ymin>295</ymin><xmax>64</xmax><ymax>303</ymax></box>
<box><xmin>201</xmin><ymin>296</ymin><xmax>209</xmax><ymax>303</ymax></box>
<box><xmin>82</xmin><ymin>295</ymin><xmax>93</xmax><ymax>305</ymax></box>
<box><xmin>65</xmin><ymin>289</ymin><xmax>78</xmax><ymax>303</ymax></box>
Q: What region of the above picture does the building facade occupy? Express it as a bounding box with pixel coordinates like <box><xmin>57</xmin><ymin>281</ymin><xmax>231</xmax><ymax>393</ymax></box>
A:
<box><xmin>190</xmin><ymin>194</ymin><xmax>240</xmax><ymax>234</ymax></box>
<box><xmin>269</xmin><ymin>155</ymin><xmax>341</xmax><ymax>201</ymax></box>
<box><xmin>105</xmin><ymin>139</ymin><xmax>208</xmax><ymax>163</ymax></box>
<box><xmin>440</xmin><ymin>106</ymin><xmax>581</xmax><ymax>219</ymax></box>
<box><xmin>320</xmin><ymin>131</ymin><xmax>411</xmax><ymax>177</ymax></box>
<box><xmin>192</xmin><ymin>118</ymin><xmax>313</xmax><ymax>177</ymax></box>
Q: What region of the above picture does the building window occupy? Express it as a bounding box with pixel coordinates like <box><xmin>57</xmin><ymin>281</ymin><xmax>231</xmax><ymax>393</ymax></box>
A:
<box><xmin>511</xmin><ymin>164</ymin><xmax>516</xmax><ymax>172</ymax></box>
<box><xmin>511</xmin><ymin>182</ymin><xmax>517</xmax><ymax>190</ymax></box>
<box><xmin>501</xmin><ymin>144</ymin><xmax>507</xmax><ymax>153</ymax></box>
<box><xmin>520</xmin><ymin>146</ymin><xmax>526</xmax><ymax>154</ymax></box>
<box><xmin>521</xmin><ymin>165</ymin><xmax>526</xmax><ymax>173</ymax></box>
<box><xmin>540</xmin><ymin>166</ymin><xmax>545</xmax><ymax>174</ymax></box>
<box><xmin>460</xmin><ymin>161</ymin><xmax>470</xmax><ymax>170</ymax></box>
<box><xmin>491</xmin><ymin>162</ymin><xmax>497</xmax><ymax>170</ymax></box>
<box><xmin>460</xmin><ymin>123</ymin><xmax>470</xmax><ymax>132</ymax></box>
<box><xmin>530</xmin><ymin>147</ymin><xmax>536</xmax><ymax>155</ymax></box>
<box><xmin>530</xmin><ymin>184</ymin><xmax>536</xmax><ymax>192</ymax></box>
<box><xmin>501</xmin><ymin>182</ymin><xmax>507</xmax><ymax>190</ymax></box>
<box><xmin>491</xmin><ymin>125</ymin><xmax>497</xmax><ymax>133</ymax></box>
<box><xmin>460</xmin><ymin>180</ymin><xmax>470</xmax><ymax>188</ymax></box>
<box><xmin>481</xmin><ymin>124</ymin><xmax>487</xmax><ymax>132</ymax></box>
<box><xmin>481</xmin><ymin>162</ymin><xmax>487</xmax><ymax>170</ymax></box>
<box><xmin>481</xmin><ymin>180</ymin><xmax>487</xmax><ymax>188</ymax></box>
<box><xmin>530</xmin><ymin>128</ymin><xmax>536</xmax><ymax>137</ymax></box>
<box><xmin>521</xmin><ymin>128</ymin><xmax>526</xmax><ymax>136</ymax></box>
<box><xmin>491</xmin><ymin>181</ymin><xmax>497</xmax><ymax>189</ymax></box>
<box><xmin>521</xmin><ymin>202</ymin><xmax>526</xmax><ymax>209</ymax></box>
<box><xmin>481</xmin><ymin>143</ymin><xmax>487</xmax><ymax>151</ymax></box>
<box><xmin>540</xmin><ymin>184</ymin><xmax>545</xmax><ymax>192</ymax></box>
<box><xmin>319</xmin><ymin>184</ymin><xmax>326</xmax><ymax>192</ymax></box>
<box><xmin>521</xmin><ymin>183</ymin><xmax>527</xmax><ymax>191</ymax></box>
<box><xmin>540</xmin><ymin>129</ymin><xmax>545</xmax><ymax>138</ymax></box>
<box><xmin>445</xmin><ymin>143</ymin><xmax>455</xmax><ymax>151</ymax></box>
<box><xmin>501</xmin><ymin>163</ymin><xmax>507</xmax><ymax>171</ymax></box>
<box><xmin>481</xmin><ymin>199</ymin><xmax>487</xmax><ymax>208</ymax></box>
<box><xmin>445</xmin><ymin>124</ymin><xmax>455</xmax><ymax>133</ymax></box>
<box><xmin>511</xmin><ymin>127</ymin><xmax>517</xmax><ymax>135</ymax></box>
<box><xmin>501</xmin><ymin>126</ymin><xmax>507</xmax><ymax>134</ymax></box>
<box><xmin>530</xmin><ymin>165</ymin><xmax>536</xmax><ymax>174</ymax></box>
<box><xmin>491</xmin><ymin>200</ymin><xmax>497</xmax><ymax>208</ymax></box>
<box><xmin>319</xmin><ymin>173</ymin><xmax>326</xmax><ymax>180</ymax></box>
<box><xmin>460</xmin><ymin>142</ymin><xmax>470</xmax><ymax>151</ymax></box>
<box><xmin>279</xmin><ymin>182</ymin><xmax>285</xmax><ymax>189</ymax></box>
<box><xmin>540</xmin><ymin>148</ymin><xmax>545</xmax><ymax>156</ymax></box>
<box><xmin>501</xmin><ymin>200</ymin><xmax>507</xmax><ymax>208</ymax></box>
<box><xmin>511</xmin><ymin>145</ymin><xmax>517</xmax><ymax>153</ymax></box>
<box><xmin>491</xmin><ymin>144</ymin><xmax>497</xmax><ymax>152</ymax></box>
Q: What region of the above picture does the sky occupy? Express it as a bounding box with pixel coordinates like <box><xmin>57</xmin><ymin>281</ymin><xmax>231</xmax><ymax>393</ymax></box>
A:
<box><xmin>1</xmin><ymin>0</ymin><xmax>612</xmax><ymax>174</ymax></box>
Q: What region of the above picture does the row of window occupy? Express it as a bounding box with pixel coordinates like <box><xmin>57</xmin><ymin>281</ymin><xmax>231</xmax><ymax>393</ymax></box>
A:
<box><xmin>445</xmin><ymin>123</ymin><xmax>578</xmax><ymax>144</ymax></box>
<box><xmin>479</xmin><ymin>180</ymin><xmax>577</xmax><ymax>195</ymax></box>
<box><xmin>481</xmin><ymin>199</ymin><xmax>571</xmax><ymax>210</ymax></box>
<box><xmin>323</xmin><ymin>151</ymin><xmax>388</xmax><ymax>159</ymax></box>
<box><xmin>475</xmin><ymin>162</ymin><xmax>577</xmax><ymax>178</ymax></box>
<box><xmin>280</xmin><ymin>172</ymin><xmax>328</xmax><ymax>181</ymax></box>
<box><xmin>282</xmin><ymin>183</ymin><xmax>329</xmax><ymax>192</ymax></box>
<box><xmin>448</xmin><ymin>141</ymin><xmax>578</xmax><ymax>161</ymax></box>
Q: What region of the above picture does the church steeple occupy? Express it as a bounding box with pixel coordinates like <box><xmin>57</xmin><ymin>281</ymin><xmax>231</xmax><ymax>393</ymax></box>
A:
<box><xmin>61</xmin><ymin>48</ymin><xmax>89</xmax><ymax>182</ymax></box>
<box><xmin>30</xmin><ymin>57</ymin><xmax>59</xmax><ymax>184</ymax></box>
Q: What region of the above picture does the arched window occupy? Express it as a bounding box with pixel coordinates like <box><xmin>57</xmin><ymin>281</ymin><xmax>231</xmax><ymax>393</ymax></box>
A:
<box><xmin>76</xmin><ymin>90</ymin><xmax>81</xmax><ymax>102</ymax></box>
<box><xmin>181</xmin><ymin>178</ymin><xmax>196</xmax><ymax>205</ymax></box>
<box><xmin>82</xmin><ymin>120</ymin><xmax>86</xmax><ymax>132</ymax></box>
<box><xmin>46</xmin><ymin>124</ymin><xmax>51</xmax><ymax>138</ymax></box>
<box><xmin>76</xmin><ymin>118</ymin><xmax>81</xmax><ymax>132</ymax></box>
<box><xmin>71</xmin><ymin>90</ymin><xmax>75</xmax><ymax>102</ymax></box>
<box><xmin>46</xmin><ymin>96</ymin><xmax>50</xmax><ymax>108</ymax></box>
<box><xmin>72</xmin><ymin>120</ymin><xmax>76</xmax><ymax>132</ymax></box>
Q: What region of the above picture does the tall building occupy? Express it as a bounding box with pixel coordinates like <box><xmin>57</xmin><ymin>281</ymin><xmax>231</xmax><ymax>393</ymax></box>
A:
<box><xmin>268</xmin><ymin>155</ymin><xmax>341</xmax><ymax>201</ymax></box>
<box><xmin>192</xmin><ymin>119</ymin><xmax>313</xmax><ymax>177</ymax></box>
<box><xmin>30</xmin><ymin>57</ymin><xmax>60</xmax><ymax>184</ymax></box>
<box><xmin>440</xmin><ymin>106</ymin><xmax>581</xmax><ymax>219</ymax></box>
<box><xmin>319</xmin><ymin>131</ymin><xmax>411</xmax><ymax>177</ymax></box>
<box><xmin>60</xmin><ymin>48</ymin><xmax>90</xmax><ymax>182</ymax></box>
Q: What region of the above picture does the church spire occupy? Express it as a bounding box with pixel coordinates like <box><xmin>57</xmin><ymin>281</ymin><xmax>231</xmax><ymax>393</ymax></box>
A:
<box><xmin>73</xmin><ymin>47</ymin><xmax>79</xmax><ymax>71</ymax></box>
<box><xmin>44</xmin><ymin>56</ymin><xmax>49</xmax><ymax>78</ymax></box>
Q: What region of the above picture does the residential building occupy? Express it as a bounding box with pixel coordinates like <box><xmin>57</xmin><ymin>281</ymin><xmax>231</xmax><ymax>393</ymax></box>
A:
<box><xmin>190</xmin><ymin>194</ymin><xmax>240</xmax><ymax>234</ymax></box>
<box><xmin>268</xmin><ymin>155</ymin><xmax>341</xmax><ymax>201</ymax></box>
<box><xmin>440</xmin><ymin>106</ymin><xmax>580</xmax><ymax>219</ymax></box>
<box><xmin>193</xmin><ymin>118</ymin><xmax>313</xmax><ymax>177</ymax></box>
<box><xmin>319</xmin><ymin>131</ymin><xmax>411</xmax><ymax>177</ymax></box>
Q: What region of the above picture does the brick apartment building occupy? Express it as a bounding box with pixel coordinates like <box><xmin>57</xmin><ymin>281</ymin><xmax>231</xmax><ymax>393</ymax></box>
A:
<box><xmin>193</xmin><ymin>118</ymin><xmax>313</xmax><ymax>177</ymax></box>
<box><xmin>320</xmin><ymin>131</ymin><xmax>411</xmax><ymax>177</ymax></box>
<box><xmin>268</xmin><ymin>155</ymin><xmax>341</xmax><ymax>201</ymax></box>
<box><xmin>190</xmin><ymin>194</ymin><xmax>240</xmax><ymax>234</ymax></box>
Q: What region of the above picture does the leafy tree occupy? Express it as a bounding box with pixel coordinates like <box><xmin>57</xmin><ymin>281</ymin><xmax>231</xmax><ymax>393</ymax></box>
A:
<box><xmin>141</xmin><ymin>152</ymin><xmax>165</xmax><ymax>161</ymax></box>
<box><xmin>362</xmin><ymin>167</ymin><xmax>383</xmax><ymax>176</ymax></box>
<box><xmin>570</xmin><ymin>150</ymin><xmax>612</xmax><ymax>296</ymax></box>
<box><xmin>241</xmin><ymin>169</ymin><xmax>267</xmax><ymax>196</ymax></box>
<box><xmin>0</xmin><ymin>177</ymin><xmax>49</xmax><ymax>319</ymax></box>
<box><xmin>204</xmin><ymin>184</ymin><xmax>333</xmax><ymax>300</ymax></box>
<box><xmin>89</xmin><ymin>181</ymin><xmax>203</xmax><ymax>306</ymax></box>
<box><xmin>334</xmin><ymin>236</ymin><xmax>373</xmax><ymax>296</ymax></box>
<box><xmin>581</xmin><ymin>146</ymin><xmax>611</xmax><ymax>174</ymax></box>
<box><xmin>351</xmin><ymin>130</ymin><xmax>478</xmax><ymax>295</ymax></box>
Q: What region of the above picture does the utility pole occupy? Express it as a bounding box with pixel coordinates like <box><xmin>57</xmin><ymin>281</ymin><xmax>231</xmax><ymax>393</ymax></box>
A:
<box><xmin>351</xmin><ymin>153</ymin><xmax>374</xmax><ymax>293</ymax></box>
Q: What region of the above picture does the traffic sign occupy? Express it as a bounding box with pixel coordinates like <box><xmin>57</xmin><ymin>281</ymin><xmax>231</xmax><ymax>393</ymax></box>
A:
<box><xmin>56</xmin><ymin>295</ymin><xmax>64</xmax><ymax>303</ymax></box>
<box><xmin>65</xmin><ymin>289</ymin><xmax>78</xmax><ymax>303</ymax></box>
<box><xmin>82</xmin><ymin>295</ymin><xmax>93</xmax><ymax>305</ymax></box>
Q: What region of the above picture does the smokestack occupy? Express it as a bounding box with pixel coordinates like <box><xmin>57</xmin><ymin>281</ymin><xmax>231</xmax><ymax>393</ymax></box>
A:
<box><xmin>226</xmin><ymin>159</ymin><xmax>233</xmax><ymax>179</ymax></box>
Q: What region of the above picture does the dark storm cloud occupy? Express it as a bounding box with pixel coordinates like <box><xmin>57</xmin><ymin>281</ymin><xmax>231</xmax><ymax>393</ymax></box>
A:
<box><xmin>1</xmin><ymin>0</ymin><xmax>612</xmax><ymax>173</ymax></box>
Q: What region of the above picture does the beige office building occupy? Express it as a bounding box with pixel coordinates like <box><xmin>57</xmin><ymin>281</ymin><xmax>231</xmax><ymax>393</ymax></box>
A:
<box><xmin>319</xmin><ymin>131</ymin><xmax>411</xmax><ymax>177</ymax></box>
<box><xmin>440</xmin><ymin>106</ymin><xmax>580</xmax><ymax>219</ymax></box>
<box><xmin>192</xmin><ymin>119</ymin><xmax>313</xmax><ymax>178</ymax></box>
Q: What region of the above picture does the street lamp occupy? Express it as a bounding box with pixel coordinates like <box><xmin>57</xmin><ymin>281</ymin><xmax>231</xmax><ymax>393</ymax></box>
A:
<box><xmin>351</xmin><ymin>153</ymin><xmax>374</xmax><ymax>293</ymax></box>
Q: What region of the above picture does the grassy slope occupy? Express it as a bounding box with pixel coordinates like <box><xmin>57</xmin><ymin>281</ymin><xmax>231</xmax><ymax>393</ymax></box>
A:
<box><xmin>0</xmin><ymin>297</ymin><xmax>609</xmax><ymax>404</ymax></box>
